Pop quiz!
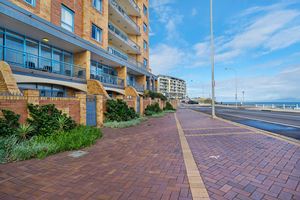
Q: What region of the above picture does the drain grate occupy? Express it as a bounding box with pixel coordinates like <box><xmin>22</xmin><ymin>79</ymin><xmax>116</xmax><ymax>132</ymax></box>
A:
<box><xmin>68</xmin><ymin>150</ymin><xmax>88</xmax><ymax>158</ymax></box>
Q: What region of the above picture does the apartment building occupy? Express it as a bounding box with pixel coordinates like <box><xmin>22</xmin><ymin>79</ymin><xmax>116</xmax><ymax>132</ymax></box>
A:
<box><xmin>0</xmin><ymin>0</ymin><xmax>156</xmax><ymax>98</ymax></box>
<box><xmin>158</xmin><ymin>75</ymin><xmax>186</xmax><ymax>99</ymax></box>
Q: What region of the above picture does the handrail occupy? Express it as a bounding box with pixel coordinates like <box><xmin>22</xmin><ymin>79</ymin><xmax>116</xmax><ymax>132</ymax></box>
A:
<box><xmin>90</xmin><ymin>72</ymin><xmax>125</xmax><ymax>87</ymax></box>
<box><xmin>128</xmin><ymin>0</ymin><xmax>140</xmax><ymax>14</ymax></box>
<box><xmin>109</xmin><ymin>0</ymin><xmax>140</xmax><ymax>33</ymax></box>
<box><xmin>2</xmin><ymin>46</ymin><xmax>86</xmax><ymax>79</ymax></box>
<box><xmin>108</xmin><ymin>23</ymin><xmax>140</xmax><ymax>52</ymax></box>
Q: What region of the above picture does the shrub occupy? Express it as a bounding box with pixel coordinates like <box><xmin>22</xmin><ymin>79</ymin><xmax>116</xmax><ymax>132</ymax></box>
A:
<box><xmin>11</xmin><ymin>126</ymin><xmax>102</xmax><ymax>161</ymax></box>
<box><xmin>17</xmin><ymin>124</ymin><xmax>34</xmax><ymax>140</ymax></box>
<box><xmin>105</xmin><ymin>99</ymin><xmax>138</xmax><ymax>122</ymax></box>
<box><xmin>144</xmin><ymin>90</ymin><xmax>167</xmax><ymax>101</ymax></box>
<box><xmin>104</xmin><ymin>117</ymin><xmax>147</xmax><ymax>128</ymax></box>
<box><xmin>0</xmin><ymin>136</ymin><xmax>19</xmax><ymax>163</ymax></box>
<box><xmin>144</xmin><ymin>103</ymin><xmax>162</xmax><ymax>116</ymax></box>
<box><xmin>0</xmin><ymin>110</ymin><xmax>20</xmax><ymax>137</ymax></box>
<box><xmin>27</xmin><ymin>104</ymin><xmax>76</xmax><ymax>136</ymax></box>
<box><xmin>164</xmin><ymin>102</ymin><xmax>175</xmax><ymax>111</ymax></box>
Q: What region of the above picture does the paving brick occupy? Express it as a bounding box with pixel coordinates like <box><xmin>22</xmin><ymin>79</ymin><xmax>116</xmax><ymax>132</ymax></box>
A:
<box><xmin>0</xmin><ymin>114</ymin><xmax>192</xmax><ymax>200</ymax></box>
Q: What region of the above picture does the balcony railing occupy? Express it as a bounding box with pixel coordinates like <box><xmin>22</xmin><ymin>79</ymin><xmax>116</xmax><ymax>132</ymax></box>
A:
<box><xmin>90</xmin><ymin>73</ymin><xmax>124</xmax><ymax>88</ymax></box>
<box><xmin>108</xmin><ymin>46</ymin><xmax>128</xmax><ymax>61</ymax></box>
<box><xmin>109</xmin><ymin>0</ymin><xmax>140</xmax><ymax>33</ymax></box>
<box><xmin>128</xmin><ymin>82</ymin><xmax>144</xmax><ymax>92</ymax></box>
<box><xmin>2</xmin><ymin>46</ymin><xmax>86</xmax><ymax>79</ymax></box>
<box><xmin>108</xmin><ymin>23</ymin><xmax>140</xmax><ymax>53</ymax></box>
<box><xmin>127</xmin><ymin>0</ymin><xmax>140</xmax><ymax>14</ymax></box>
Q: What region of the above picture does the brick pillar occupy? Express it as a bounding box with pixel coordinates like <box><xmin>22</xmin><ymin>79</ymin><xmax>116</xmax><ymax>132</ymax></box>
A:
<box><xmin>23</xmin><ymin>90</ymin><xmax>40</xmax><ymax>105</ymax></box>
<box><xmin>75</xmin><ymin>93</ymin><xmax>86</xmax><ymax>125</ymax></box>
<box><xmin>140</xmin><ymin>96</ymin><xmax>144</xmax><ymax>116</ymax></box>
<box><xmin>96</xmin><ymin>95</ymin><xmax>104</xmax><ymax>127</ymax></box>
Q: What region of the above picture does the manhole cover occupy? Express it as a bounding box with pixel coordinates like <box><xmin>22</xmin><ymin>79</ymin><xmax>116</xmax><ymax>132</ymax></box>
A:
<box><xmin>68</xmin><ymin>150</ymin><xmax>88</xmax><ymax>158</ymax></box>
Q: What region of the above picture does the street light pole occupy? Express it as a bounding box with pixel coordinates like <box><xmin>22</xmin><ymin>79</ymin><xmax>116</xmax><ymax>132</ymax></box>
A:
<box><xmin>210</xmin><ymin>0</ymin><xmax>216</xmax><ymax>118</ymax></box>
<box><xmin>225</xmin><ymin>67</ymin><xmax>238</xmax><ymax>109</ymax></box>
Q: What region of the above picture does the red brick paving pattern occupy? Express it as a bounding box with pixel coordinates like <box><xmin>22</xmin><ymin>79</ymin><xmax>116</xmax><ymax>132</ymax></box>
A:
<box><xmin>177</xmin><ymin>109</ymin><xmax>300</xmax><ymax>200</ymax></box>
<box><xmin>0</xmin><ymin>114</ymin><xmax>192</xmax><ymax>200</ymax></box>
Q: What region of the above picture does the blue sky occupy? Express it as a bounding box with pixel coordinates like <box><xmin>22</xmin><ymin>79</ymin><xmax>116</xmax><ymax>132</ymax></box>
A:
<box><xmin>149</xmin><ymin>0</ymin><xmax>300</xmax><ymax>102</ymax></box>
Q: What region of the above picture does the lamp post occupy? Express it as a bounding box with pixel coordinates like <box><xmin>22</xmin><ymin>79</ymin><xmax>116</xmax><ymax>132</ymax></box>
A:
<box><xmin>225</xmin><ymin>67</ymin><xmax>238</xmax><ymax>109</ymax></box>
<box><xmin>210</xmin><ymin>0</ymin><xmax>216</xmax><ymax>118</ymax></box>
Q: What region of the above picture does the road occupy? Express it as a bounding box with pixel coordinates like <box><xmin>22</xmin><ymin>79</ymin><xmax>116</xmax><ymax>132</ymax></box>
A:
<box><xmin>191</xmin><ymin>106</ymin><xmax>300</xmax><ymax>140</ymax></box>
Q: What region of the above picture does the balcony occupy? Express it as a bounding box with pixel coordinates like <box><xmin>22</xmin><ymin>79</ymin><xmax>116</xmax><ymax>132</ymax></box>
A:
<box><xmin>2</xmin><ymin>46</ymin><xmax>86</xmax><ymax>81</ymax></box>
<box><xmin>108</xmin><ymin>23</ymin><xmax>140</xmax><ymax>54</ymax></box>
<box><xmin>128</xmin><ymin>82</ymin><xmax>144</xmax><ymax>92</ymax></box>
<box><xmin>107</xmin><ymin>46</ymin><xmax>128</xmax><ymax>61</ymax></box>
<box><xmin>90</xmin><ymin>73</ymin><xmax>124</xmax><ymax>88</ymax></box>
<box><xmin>109</xmin><ymin>0</ymin><xmax>140</xmax><ymax>35</ymax></box>
<box><xmin>117</xmin><ymin>0</ymin><xmax>140</xmax><ymax>17</ymax></box>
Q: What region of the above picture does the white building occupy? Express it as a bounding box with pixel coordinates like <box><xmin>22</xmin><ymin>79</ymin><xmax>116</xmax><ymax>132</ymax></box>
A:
<box><xmin>157</xmin><ymin>75</ymin><xmax>186</xmax><ymax>99</ymax></box>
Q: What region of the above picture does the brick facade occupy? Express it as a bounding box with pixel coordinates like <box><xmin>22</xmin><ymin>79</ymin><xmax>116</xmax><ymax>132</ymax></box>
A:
<box><xmin>51</xmin><ymin>0</ymin><xmax>83</xmax><ymax>36</ymax></box>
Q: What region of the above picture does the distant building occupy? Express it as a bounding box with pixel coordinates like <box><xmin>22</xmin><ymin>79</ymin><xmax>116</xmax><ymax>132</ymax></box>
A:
<box><xmin>157</xmin><ymin>75</ymin><xmax>186</xmax><ymax>99</ymax></box>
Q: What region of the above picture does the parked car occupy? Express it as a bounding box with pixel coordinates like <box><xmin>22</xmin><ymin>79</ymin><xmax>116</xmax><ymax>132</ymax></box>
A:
<box><xmin>187</xmin><ymin>100</ymin><xmax>198</xmax><ymax>104</ymax></box>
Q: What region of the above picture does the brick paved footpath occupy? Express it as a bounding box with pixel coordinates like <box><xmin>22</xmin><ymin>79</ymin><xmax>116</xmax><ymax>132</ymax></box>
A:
<box><xmin>0</xmin><ymin>109</ymin><xmax>299</xmax><ymax>200</ymax></box>
<box><xmin>0</xmin><ymin>114</ymin><xmax>192</xmax><ymax>200</ymax></box>
<box><xmin>176</xmin><ymin>109</ymin><xmax>300</xmax><ymax>200</ymax></box>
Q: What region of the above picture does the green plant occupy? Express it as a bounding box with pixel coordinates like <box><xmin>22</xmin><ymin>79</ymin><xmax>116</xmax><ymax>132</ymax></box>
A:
<box><xmin>164</xmin><ymin>102</ymin><xmax>175</xmax><ymax>111</ymax></box>
<box><xmin>144</xmin><ymin>103</ymin><xmax>162</xmax><ymax>116</ymax></box>
<box><xmin>27</xmin><ymin>104</ymin><xmax>76</xmax><ymax>136</ymax></box>
<box><xmin>0</xmin><ymin>110</ymin><xmax>20</xmax><ymax>137</ymax></box>
<box><xmin>17</xmin><ymin>124</ymin><xmax>34</xmax><ymax>140</ymax></box>
<box><xmin>105</xmin><ymin>99</ymin><xmax>139</xmax><ymax>122</ymax></box>
<box><xmin>0</xmin><ymin>135</ymin><xmax>19</xmax><ymax>163</ymax></box>
<box><xmin>11</xmin><ymin>126</ymin><xmax>102</xmax><ymax>161</ymax></box>
<box><xmin>144</xmin><ymin>90</ymin><xmax>167</xmax><ymax>101</ymax></box>
<box><xmin>104</xmin><ymin>117</ymin><xmax>147</xmax><ymax>128</ymax></box>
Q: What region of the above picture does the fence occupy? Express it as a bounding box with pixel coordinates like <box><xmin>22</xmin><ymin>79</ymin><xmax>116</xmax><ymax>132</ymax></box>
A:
<box><xmin>0</xmin><ymin>90</ymin><xmax>180</xmax><ymax>127</ymax></box>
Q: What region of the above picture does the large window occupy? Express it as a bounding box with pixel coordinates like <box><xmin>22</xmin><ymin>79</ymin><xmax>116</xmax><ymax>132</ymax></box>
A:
<box><xmin>0</xmin><ymin>29</ymin><xmax>3</xmax><ymax>60</ymax></box>
<box><xmin>90</xmin><ymin>60</ymin><xmax>118</xmax><ymax>85</ymax></box>
<box><xmin>5</xmin><ymin>32</ymin><xmax>24</xmax><ymax>67</ymax></box>
<box><xmin>91</xmin><ymin>24</ymin><xmax>103</xmax><ymax>43</ymax></box>
<box><xmin>143</xmin><ymin>23</ymin><xmax>148</xmax><ymax>33</ymax></box>
<box><xmin>92</xmin><ymin>0</ymin><xmax>102</xmax><ymax>12</ymax></box>
<box><xmin>143</xmin><ymin>4</ymin><xmax>148</xmax><ymax>16</ymax></box>
<box><xmin>143</xmin><ymin>58</ymin><xmax>148</xmax><ymax>68</ymax></box>
<box><xmin>18</xmin><ymin>83</ymin><xmax>66</xmax><ymax>97</ymax></box>
<box><xmin>61</xmin><ymin>5</ymin><xmax>74</xmax><ymax>32</ymax></box>
<box><xmin>24</xmin><ymin>0</ymin><xmax>35</xmax><ymax>7</ymax></box>
<box><xmin>143</xmin><ymin>40</ymin><xmax>148</xmax><ymax>51</ymax></box>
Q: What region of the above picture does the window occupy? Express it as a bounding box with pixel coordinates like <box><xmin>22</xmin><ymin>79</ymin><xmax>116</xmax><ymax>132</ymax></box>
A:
<box><xmin>143</xmin><ymin>40</ymin><xmax>148</xmax><ymax>51</ymax></box>
<box><xmin>143</xmin><ymin>23</ymin><xmax>148</xmax><ymax>33</ymax></box>
<box><xmin>143</xmin><ymin>4</ymin><xmax>148</xmax><ymax>16</ymax></box>
<box><xmin>143</xmin><ymin>58</ymin><xmax>148</xmax><ymax>68</ymax></box>
<box><xmin>61</xmin><ymin>5</ymin><xmax>74</xmax><ymax>32</ymax></box>
<box><xmin>93</xmin><ymin>0</ymin><xmax>102</xmax><ymax>12</ymax></box>
<box><xmin>24</xmin><ymin>0</ymin><xmax>35</xmax><ymax>7</ymax></box>
<box><xmin>91</xmin><ymin>24</ymin><xmax>103</xmax><ymax>43</ymax></box>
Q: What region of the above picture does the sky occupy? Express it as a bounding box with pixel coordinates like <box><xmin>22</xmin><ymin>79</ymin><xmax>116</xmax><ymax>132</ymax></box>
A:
<box><xmin>148</xmin><ymin>0</ymin><xmax>300</xmax><ymax>102</ymax></box>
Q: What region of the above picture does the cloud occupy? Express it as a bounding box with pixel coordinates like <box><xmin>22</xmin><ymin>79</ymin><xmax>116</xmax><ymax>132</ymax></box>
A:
<box><xmin>191</xmin><ymin>8</ymin><xmax>198</xmax><ymax>16</ymax></box>
<box><xmin>264</xmin><ymin>25</ymin><xmax>300</xmax><ymax>51</ymax></box>
<box><xmin>187</xmin><ymin>66</ymin><xmax>300</xmax><ymax>101</ymax></box>
<box><xmin>150</xmin><ymin>44</ymin><xmax>186</xmax><ymax>74</ymax></box>
<box><xmin>150</xmin><ymin>0</ymin><xmax>184</xmax><ymax>41</ymax></box>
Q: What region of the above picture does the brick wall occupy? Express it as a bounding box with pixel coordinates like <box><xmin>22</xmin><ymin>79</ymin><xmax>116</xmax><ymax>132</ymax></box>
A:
<box><xmin>51</xmin><ymin>0</ymin><xmax>83</xmax><ymax>36</ymax></box>
<box><xmin>0</xmin><ymin>95</ymin><xmax>81</xmax><ymax>124</ymax></box>
<box><xmin>0</xmin><ymin>96</ymin><xmax>28</xmax><ymax>123</ymax></box>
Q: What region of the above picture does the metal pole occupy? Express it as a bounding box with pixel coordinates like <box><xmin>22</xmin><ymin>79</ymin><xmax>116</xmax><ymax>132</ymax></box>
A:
<box><xmin>210</xmin><ymin>0</ymin><xmax>216</xmax><ymax>118</ymax></box>
<box><xmin>235</xmin><ymin>70</ymin><xmax>237</xmax><ymax>109</ymax></box>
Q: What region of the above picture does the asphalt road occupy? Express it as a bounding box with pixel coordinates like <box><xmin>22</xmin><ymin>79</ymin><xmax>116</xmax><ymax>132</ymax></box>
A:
<box><xmin>191</xmin><ymin>106</ymin><xmax>300</xmax><ymax>140</ymax></box>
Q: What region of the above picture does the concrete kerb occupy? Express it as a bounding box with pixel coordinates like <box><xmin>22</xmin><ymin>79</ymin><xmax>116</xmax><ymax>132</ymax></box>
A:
<box><xmin>174</xmin><ymin>113</ymin><xmax>211</xmax><ymax>200</ymax></box>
